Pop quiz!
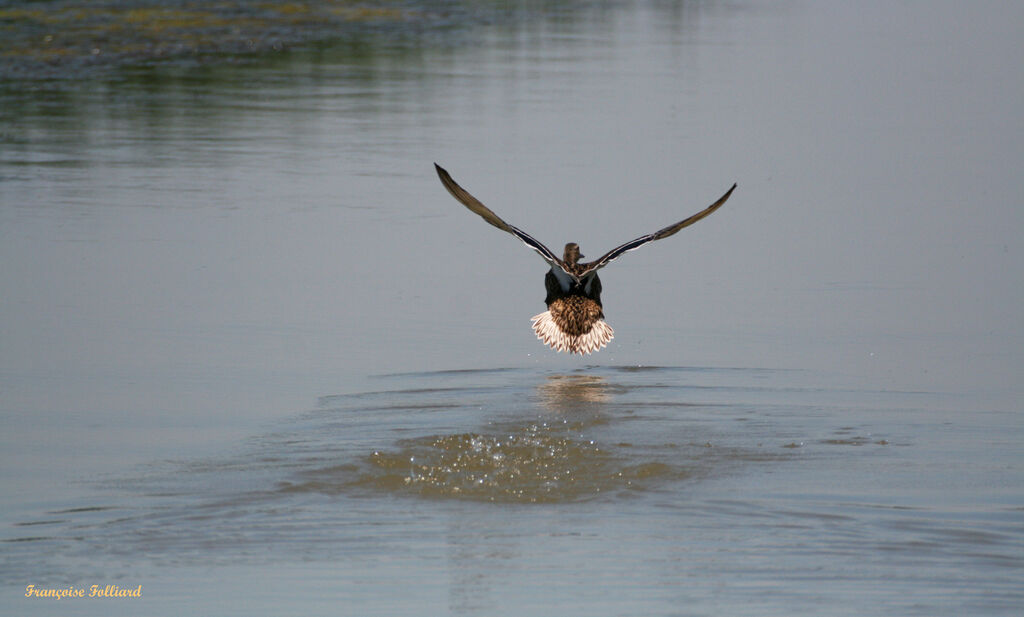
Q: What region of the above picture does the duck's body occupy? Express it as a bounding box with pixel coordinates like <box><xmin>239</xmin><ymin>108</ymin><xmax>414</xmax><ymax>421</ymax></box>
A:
<box><xmin>533</xmin><ymin>244</ymin><xmax>612</xmax><ymax>354</ymax></box>
<box><xmin>434</xmin><ymin>163</ymin><xmax>735</xmax><ymax>355</ymax></box>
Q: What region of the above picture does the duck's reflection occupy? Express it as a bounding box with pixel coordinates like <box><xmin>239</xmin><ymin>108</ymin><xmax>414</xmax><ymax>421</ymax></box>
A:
<box><xmin>536</xmin><ymin>373</ymin><xmax>612</xmax><ymax>410</ymax></box>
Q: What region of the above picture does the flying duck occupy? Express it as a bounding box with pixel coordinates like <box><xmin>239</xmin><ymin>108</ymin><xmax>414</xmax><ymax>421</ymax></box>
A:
<box><xmin>435</xmin><ymin>163</ymin><xmax>736</xmax><ymax>355</ymax></box>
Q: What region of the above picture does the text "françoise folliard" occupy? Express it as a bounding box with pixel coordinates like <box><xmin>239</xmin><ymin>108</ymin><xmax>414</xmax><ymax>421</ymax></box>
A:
<box><xmin>25</xmin><ymin>584</ymin><xmax>142</xmax><ymax>599</ymax></box>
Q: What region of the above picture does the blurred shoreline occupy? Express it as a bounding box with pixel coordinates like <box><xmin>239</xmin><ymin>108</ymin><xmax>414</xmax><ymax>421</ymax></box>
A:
<box><xmin>0</xmin><ymin>0</ymin><xmax>500</xmax><ymax>81</ymax></box>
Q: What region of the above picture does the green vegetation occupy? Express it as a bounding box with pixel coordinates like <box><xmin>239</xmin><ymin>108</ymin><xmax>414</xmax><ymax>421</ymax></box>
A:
<box><xmin>0</xmin><ymin>0</ymin><xmax>419</xmax><ymax>80</ymax></box>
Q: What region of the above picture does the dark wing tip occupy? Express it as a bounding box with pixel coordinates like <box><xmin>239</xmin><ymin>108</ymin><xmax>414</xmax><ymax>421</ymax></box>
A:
<box><xmin>433</xmin><ymin>163</ymin><xmax>563</xmax><ymax>267</ymax></box>
<box><xmin>715</xmin><ymin>183</ymin><xmax>738</xmax><ymax>204</ymax></box>
<box><xmin>716</xmin><ymin>182</ymin><xmax>737</xmax><ymax>206</ymax></box>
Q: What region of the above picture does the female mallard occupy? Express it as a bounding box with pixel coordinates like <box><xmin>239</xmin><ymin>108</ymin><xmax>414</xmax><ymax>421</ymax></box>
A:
<box><xmin>435</xmin><ymin>163</ymin><xmax>736</xmax><ymax>355</ymax></box>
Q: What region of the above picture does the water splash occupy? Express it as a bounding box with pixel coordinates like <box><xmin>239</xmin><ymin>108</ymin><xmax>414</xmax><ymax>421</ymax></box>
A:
<box><xmin>362</xmin><ymin>425</ymin><xmax>680</xmax><ymax>503</ymax></box>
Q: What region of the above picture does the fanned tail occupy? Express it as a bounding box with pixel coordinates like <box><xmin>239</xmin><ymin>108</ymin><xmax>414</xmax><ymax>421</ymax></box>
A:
<box><xmin>530</xmin><ymin>311</ymin><xmax>614</xmax><ymax>355</ymax></box>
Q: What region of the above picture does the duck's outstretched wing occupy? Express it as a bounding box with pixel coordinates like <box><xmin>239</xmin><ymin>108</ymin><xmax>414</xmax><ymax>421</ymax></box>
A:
<box><xmin>435</xmin><ymin>163</ymin><xmax>564</xmax><ymax>269</ymax></box>
<box><xmin>578</xmin><ymin>183</ymin><xmax>737</xmax><ymax>277</ymax></box>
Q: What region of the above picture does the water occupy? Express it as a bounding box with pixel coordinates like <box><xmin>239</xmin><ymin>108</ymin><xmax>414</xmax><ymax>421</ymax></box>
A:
<box><xmin>2</xmin><ymin>1</ymin><xmax>1022</xmax><ymax>615</ymax></box>
<box><xmin>5</xmin><ymin>365</ymin><xmax>1019</xmax><ymax>615</ymax></box>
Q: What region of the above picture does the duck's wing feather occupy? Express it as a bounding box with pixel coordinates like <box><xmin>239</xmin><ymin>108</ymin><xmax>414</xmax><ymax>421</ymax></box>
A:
<box><xmin>435</xmin><ymin>163</ymin><xmax>565</xmax><ymax>270</ymax></box>
<box><xmin>578</xmin><ymin>183</ymin><xmax>737</xmax><ymax>277</ymax></box>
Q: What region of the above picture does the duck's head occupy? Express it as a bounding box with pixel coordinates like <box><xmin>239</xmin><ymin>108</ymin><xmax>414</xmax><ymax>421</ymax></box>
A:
<box><xmin>562</xmin><ymin>242</ymin><xmax>584</xmax><ymax>266</ymax></box>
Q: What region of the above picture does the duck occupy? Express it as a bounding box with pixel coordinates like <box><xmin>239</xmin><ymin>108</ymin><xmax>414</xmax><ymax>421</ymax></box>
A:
<box><xmin>434</xmin><ymin>163</ymin><xmax>736</xmax><ymax>355</ymax></box>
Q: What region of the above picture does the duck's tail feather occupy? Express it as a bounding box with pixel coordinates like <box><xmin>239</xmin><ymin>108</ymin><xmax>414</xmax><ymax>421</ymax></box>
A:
<box><xmin>530</xmin><ymin>311</ymin><xmax>614</xmax><ymax>355</ymax></box>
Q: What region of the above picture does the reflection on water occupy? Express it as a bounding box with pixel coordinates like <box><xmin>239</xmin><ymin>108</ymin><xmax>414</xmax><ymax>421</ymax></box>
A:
<box><xmin>537</xmin><ymin>373</ymin><xmax>615</xmax><ymax>408</ymax></box>
<box><xmin>361</xmin><ymin>374</ymin><xmax>677</xmax><ymax>502</ymax></box>
<box><xmin>1</xmin><ymin>366</ymin><xmax>1021</xmax><ymax>616</ymax></box>
<box><xmin>2</xmin><ymin>367</ymin><xmax>776</xmax><ymax>561</ymax></box>
<box><xmin>289</xmin><ymin>373</ymin><xmax>698</xmax><ymax>503</ymax></box>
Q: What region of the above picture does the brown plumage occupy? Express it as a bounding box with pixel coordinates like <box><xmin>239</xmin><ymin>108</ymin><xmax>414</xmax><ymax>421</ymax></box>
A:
<box><xmin>548</xmin><ymin>295</ymin><xmax>603</xmax><ymax>336</ymax></box>
<box><xmin>434</xmin><ymin>163</ymin><xmax>735</xmax><ymax>355</ymax></box>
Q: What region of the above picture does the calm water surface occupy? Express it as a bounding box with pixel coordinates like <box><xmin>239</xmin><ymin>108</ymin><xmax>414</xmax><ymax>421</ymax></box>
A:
<box><xmin>2</xmin><ymin>1</ymin><xmax>1022</xmax><ymax>615</ymax></box>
